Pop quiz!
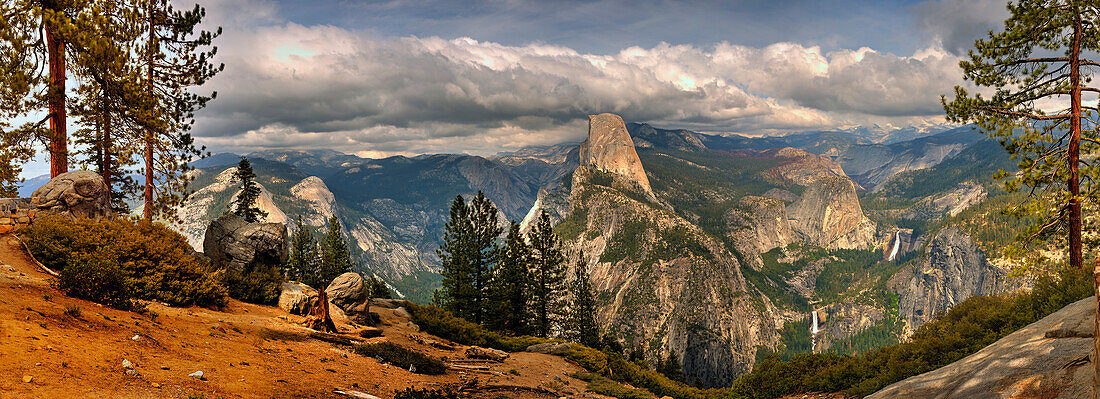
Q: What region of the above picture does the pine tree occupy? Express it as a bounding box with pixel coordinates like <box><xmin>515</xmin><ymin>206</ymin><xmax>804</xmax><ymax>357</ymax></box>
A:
<box><xmin>657</xmin><ymin>352</ymin><xmax>684</xmax><ymax>382</ymax></box>
<box><xmin>489</xmin><ymin>220</ymin><xmax>533</xmax><ymax>335</ymax></box>
<box><xmin>366</xmin><ymin>275</ymin><xmax>391</xmax><ymax>299</ymax></box>
<box><xmin>231</xmin><ymin>158</ymin><xmax>267</xmax><ymax>223</ymax></box>
<box><xmin>941</xmin><ymin>3</ymin><xmax>1100</xmax><ymax>389</ymax></box>
<box><xmin>319</xmin><ymin>215</ymin><xmax>353</xmax><ymax>286</ymax></box>
<box><xmin>528</xmin><ymin>210</ymin><xmax>566</xmax><ymax>338</ymax></box>
<box><xmin>138</xmin><ymin>0</ymin><xmax>222</xmax><ymax>220</ymax></box>
<box><xmin>285</xmin><ymin>216</ymin><xmax>319</xmax><ymax>286</ymax></box>
<box><xmin>569</xmin><ymin>260</ymin><xmax>600</xmax><ymax>347</ymax></box>
<box><xmin>438</xmin><ymin>195</ymin><xmax>474</xmax><ymax>319</ymax></box>
<box><xmin>466</xmin><ymin>191</ymin><xmax>502</xmax><ymax>326</ymax></box>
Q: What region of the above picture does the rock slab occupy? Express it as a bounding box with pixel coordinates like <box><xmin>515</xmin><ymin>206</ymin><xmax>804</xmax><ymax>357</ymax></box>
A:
<box><xmin>278</xmin><ymin>281</ymin><xmax>319</xmax><ymax>315</ymax></box>
<box><xmin>869</xmin><ymin>296</ymin><xmax>1095</xmax><ymax>399</ymax></box>
<box><xmin>202</xmin><ymin>213</ymin><xmax>288</xmax><ymax>272</ymax></box>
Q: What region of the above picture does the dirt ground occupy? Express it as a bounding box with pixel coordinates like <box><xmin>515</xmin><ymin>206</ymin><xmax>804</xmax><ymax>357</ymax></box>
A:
<box><xmin>0</xmin><ymin>235</ymin><xmax>605</xmax><ymax>399</ymax></box>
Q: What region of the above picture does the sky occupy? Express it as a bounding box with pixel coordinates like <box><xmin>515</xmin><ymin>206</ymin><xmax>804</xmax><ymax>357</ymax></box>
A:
<box><xmin>18</xmin><ymin>0</ymin><xmax>1014</xmax><ymax>176</ymax></box>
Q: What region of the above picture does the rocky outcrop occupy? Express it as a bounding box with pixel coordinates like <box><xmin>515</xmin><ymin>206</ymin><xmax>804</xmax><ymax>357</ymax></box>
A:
<box><xmin>291</xmin><ymin>176</ymin><xmax>337</xmax><ymax>227</ymax></box>
<box><xmin>30</xmin><ymin>170</ymin><xmax>110</xmax><ymax>219</ymax></box>
<box><xmin>202</xmin><ymin>214</ymin><xmax>289</xmax><ymax>272</ymax></box>
<box><xmin>579</xmin><ymin>113</ymin><xmax>654</xmax><ymax>198</ymax></box>
<box><xmin>869</xmin><ymin>297</ymin><xmax>1095</xmax><ymax>399</ymax></box>
<box><xmin>278</xmin><ymin>281</ymin><xmax>319</xmax><ymax>315</ymax></box>
<box><xmin>326</xmin><ymin>272</ymin><xmax>371</xmax><ymax>324</ymax></box>
<box><xmin>726</xmin><ymin>196</ymin><xmax>797</xmax><ymax>258</ymax></box>
<box><xmin>890</xmin><ymin>227</ymin><xmax>1006</xmax><ymax>334</ymax></box>
<box><xmin>787</xmin><ymin>175</ymin><xmax>875</xmax><ymax>249</ymax></box>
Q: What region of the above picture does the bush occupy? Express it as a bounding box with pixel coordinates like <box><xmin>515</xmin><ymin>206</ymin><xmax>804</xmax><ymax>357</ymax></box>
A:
<box><xmin>24</xmin><ymin>215</ymin><xmax>228</xmax><ymax>309</ymax></box>
<box><xmin>403</xmin><ymin>301</ymin><xmax>544</xmax><ymax>351</ymax></box>
<box><xmin>221</xmin><ymin>263</ymin><xmax>282</xmax><ymax>305</ymax></box>
<box><xmin>572</xmin><ymin>371</ymin><xmax>651</xmax><ymax>399</ymax></box>
<box><xmin>353</xmin><ymin>342</ymin><xmax>446</xmax><ymax>375</ymax></box>
<box><xmin>392</xmin><ymin>387</ymin><xmax>462</xmax><ymax>399</ymax></box>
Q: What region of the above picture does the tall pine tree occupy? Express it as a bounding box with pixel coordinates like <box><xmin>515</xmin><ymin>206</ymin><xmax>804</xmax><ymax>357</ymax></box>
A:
<box><xmin>528</xmin><ymin>210</ymin><xmax>566</xmax><ymax>338</ymax></box>
<box><xmin>438</xmin><ymin>195</ymin><xmax>474</xmax><ymax>319</ymax></box>
<box><xmin>466</xmin><ymin>191</ymin><xmax>502</xmax><ymax>326</ymax></box>
<box><xmin>319</xmin><ymin>215</ymin><xmax>353</xmax><ymax>286</ymax></box>
<box><xmin>489</xmin><ymin>220</ymin><xmax>533</xmax><ymax>335</ymax></box>
<box><xmin>569</xmin><ymin>260</ymin><xmax>600</xmax><ymax>347</ymax></box>
<box><xmin>231</xmin><ymin>157</ymin><xmax>267</xmax><ymax>223</ymax></box>
<box><xmin>285</xmin><ymin>216</ymin><xmax>319</xmax><ymax>286</ymax></box>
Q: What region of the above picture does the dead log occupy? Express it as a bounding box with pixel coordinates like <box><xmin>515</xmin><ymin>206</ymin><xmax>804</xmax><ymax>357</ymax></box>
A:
<box><xmin>308</xmin><ymin>331</ymin><xmax>361</xmax><ymax>346</ymax></box>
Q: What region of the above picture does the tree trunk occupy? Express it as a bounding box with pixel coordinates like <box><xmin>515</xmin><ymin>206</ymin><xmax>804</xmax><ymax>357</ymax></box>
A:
<box><xmin>103</xmin><ymin>110</ymin><xmax>113</xmax><ymax>212</ymax></box>
<box><xmin>302</xmin><ymin>289</ymin><xmax>337</xmax><ymax>333</ymax></box>
<box><xmin>45</xmin><ymin>19</ymin><xmax>67</xmax><ymax>178</ymax></box>
<box><xmin>143</xmin><ymin>0</ymin><xmax>155</xmax><ymax>220</ymax></box>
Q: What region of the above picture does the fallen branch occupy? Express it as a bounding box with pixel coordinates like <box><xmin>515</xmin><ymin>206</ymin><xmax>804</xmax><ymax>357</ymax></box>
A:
<box><xmin>472</xmin><ymin>384</ymin><xmax>559</xmax><ymax>395</ymax></box>
<box><xmin>16</xmin><ymin>235</ymin><xmax>59</xmax><ymax>277</ymax></box>
<box><xmin>332</xmin><ymin>388</ymin><xmax>382</xmax><ymax>399</ymax></box>
<box><xmin>445</xmin><ymin>363</ymin><xmax>504</xmax><ymax>376</ymax></box>
<box><xmin>308</xmin><ymin>331</ymin><xmax>361</xmax><ymax>346</ymax></box>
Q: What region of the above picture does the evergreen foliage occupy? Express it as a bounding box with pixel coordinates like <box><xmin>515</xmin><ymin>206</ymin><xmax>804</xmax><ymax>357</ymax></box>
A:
<box><xmin>487</xmin><ymin>220</ymin><xmax>532</xmax><ymax>335</ymax></box>
<box><xmin>284</xmin><ymin>216</ymin><xmax>319</xmax><ymax>286</ymax></box>
<box><xmin>231</xmin><ymin>157</ymin><xmax>267</xmax><ymax>223</ymax></box>
<box><xmin>319</xmin><ymin>215</ymin><xmax>353</xmax><ymax>286</ymax></box>
<box><xmin>366</xmin><ymin>274</ymin><xmax>392</xmax><ymax>299</ymax></box>
<box><xmin>656</xmin><ymin>352</ymin><xmax>684</xmax><ymax>383</ymax></box>
<box><xmin>569</xmin><ymin>260</ymin><xmax>600</xmax><ymax>348</ymax></box>
<box><xmin>528</xmin><ymin>209</ymin><xmax>567</xmax><ymax>338</ymax></box>
<box><xmin>437</xmin><ymin>192</ymin><xmax>502</xmax><ymax>326</ymax></box>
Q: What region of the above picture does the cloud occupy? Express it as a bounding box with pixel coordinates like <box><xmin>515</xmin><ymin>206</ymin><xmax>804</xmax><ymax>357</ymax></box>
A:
<box><xmin>914</xmin><ymin>0</ymin><xmax>1009</xmax><ymax>55</ymax></box>
<box><xmin>189</xmin><ymin>3</ymin><xmax>967</xmax><ymax>156</ymax></box>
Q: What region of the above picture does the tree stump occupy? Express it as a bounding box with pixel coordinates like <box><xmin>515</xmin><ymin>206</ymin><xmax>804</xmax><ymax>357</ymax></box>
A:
<box><xmin>301</xmin><ymin>288</ymin><xmax>337</xmax><ymax>333</ymax></box>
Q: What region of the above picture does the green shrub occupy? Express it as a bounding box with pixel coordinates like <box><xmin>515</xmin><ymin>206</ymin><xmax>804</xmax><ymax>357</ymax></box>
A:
<box><xmin>392</xmin><ymin>387</ymin><xmax>463</xmax><ymax>399</ymax></box>
<box><xmin>354</xmin><ymin>342</ymin><xmax>446</xmax><ymax>375</ymax></box>
<box><xmin>403</xmin><ymin>301</ymin><xmax>545</xmax><ymax>352</ymax></box>
<box><xmin>24</xmin><ymin>215</ymin><xmax>228</xmax><ymax>309</ymax></box>
<box><xmin>573</xmin><ymin>371</ymin><xmax>652</xmax><ymax>399</ymax></box>
<box><xmin>221</xmin><ymin>263</ymin><xmax>282</xmax><ymax>305</ymax></box>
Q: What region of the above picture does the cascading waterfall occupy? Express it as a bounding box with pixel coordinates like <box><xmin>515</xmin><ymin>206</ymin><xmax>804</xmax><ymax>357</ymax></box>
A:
<box><xmin>887</xmin><ymin>230</ymin><xmax>901</xmax><ymax>261</ymax></box>
<box><xmin>810</xmin><ymin>310</ymin><xmax>820</xmax><ymax>352</ymax></box>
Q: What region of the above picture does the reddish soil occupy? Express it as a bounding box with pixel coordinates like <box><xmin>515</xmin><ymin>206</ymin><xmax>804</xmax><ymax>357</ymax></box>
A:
<box><xmin>0</xmin><ymin>235</ymin><xmax>603</xmax><ymax>399</ymax></box>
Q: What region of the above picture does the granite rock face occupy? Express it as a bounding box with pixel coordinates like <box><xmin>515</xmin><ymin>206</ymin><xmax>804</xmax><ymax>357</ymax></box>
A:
<box><xmin>787</xmin><ymin>175</ymin><xmax>875</xmax><ymax>249</ymax></box>
<box><xmin>890</xmin><ymin>226</ymin><xmax>1006</xmax><ymax>334</ymax></box>
<box><xmin>202</xmin><ymin>213</ymin><xmax>289</xmax><ymax>272</ymax></box>
<box><xmin>869</xmin><ymin>297</ymin><xmax>1095</xmax><ymax>399</ymax></box>
<box><xmin>31</xmin><ymin>170</ymin><xmax>111</xmax><ymax>219</ymax></box>
<box><xmin>579</xmin><ymin>113</ymin><xmax>654</xmax><ymax>198</ymax></box>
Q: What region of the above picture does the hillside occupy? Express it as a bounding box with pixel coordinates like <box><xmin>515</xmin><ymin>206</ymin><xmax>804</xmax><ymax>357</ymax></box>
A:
<box><xmin>0</xmin><ymin>234</ymin><xmax>606</xmax><ymax>399</ymax></box>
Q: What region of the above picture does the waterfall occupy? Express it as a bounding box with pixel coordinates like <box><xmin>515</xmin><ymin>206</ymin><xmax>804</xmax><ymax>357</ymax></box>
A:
<box><xmin>811</xmin><ymin>310</ymin><xmax>819</xmax><ymax>334</ymax></box>
<box><xmin>887</xmin><ymin>231</ymin><xmax>901</xmax><ymax>261</ymax></box>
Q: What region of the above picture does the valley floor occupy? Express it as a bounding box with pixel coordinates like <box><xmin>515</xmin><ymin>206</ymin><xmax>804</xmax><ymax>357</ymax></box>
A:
<box><xmin>0</xmin><ymin>235</ymin><xmax>601</xmax><ymax>399</ymax></box>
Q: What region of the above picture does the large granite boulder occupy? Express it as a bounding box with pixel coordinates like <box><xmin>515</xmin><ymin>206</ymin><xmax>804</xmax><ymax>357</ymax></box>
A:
<box><xmin>31</xmin><ymin>170</ymin><xmax>110</xmax><ymax>219</ymax></box>
<box><xmin>325</xmin><ymin>272</ymin><xmax>371</xmax><ymax>324</ymax></box>
<box><xmin>202</xmin><ymin>214</ymin><xmax>288</xmax><ymax>272</ymax></box>
<box><xmin>278</xmin><ymin>281</ymin><xmax>318</xmax><ymax>315</ymax></box>
<box><xmin>869</xmin><ymin>297</ymin><xmax>1095</xmax><ymax>399</ymax></box>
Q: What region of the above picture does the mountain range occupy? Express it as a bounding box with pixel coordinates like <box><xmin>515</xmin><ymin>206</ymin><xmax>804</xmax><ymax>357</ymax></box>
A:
<box><xmin>16</xmin><ymin>117</ymin><xmax>1017</xmax><ymax>387</ymax></box>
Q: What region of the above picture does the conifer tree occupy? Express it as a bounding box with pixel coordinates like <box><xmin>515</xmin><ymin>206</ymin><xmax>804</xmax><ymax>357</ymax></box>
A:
<box><xmin>942</xmin><ymin>2</ymin><xmax>1100</xmax><ymax>389</ymax></box>
<box><xmin>438</xmin><ymin>195</ymin><xmax>474</xmax><ymax>319</ymax></box>
<box><xmin>657</xmin><ymin>352</ymin><xmax>684</xmax><ymax>382</ymax></box>
<box><xmin>569</xmin><ymin>260</ymin><xmax>600</xmax><ymax>347</ymax></box>
<box><xmin>528</xmin><ymin>210</ymin><xmax>566</xmax><ymax>338</ymax></box>
<box><xmin>489</xmin><ymin>220</ymin><xmax>533</xmax><ymax>335</ymax></box>
<box><xmin>319</xmin><ymin>215</ymin><xmax>353</xmax><ymax>285</ymax></box>
<box><xmin>367</xmin><ymin>275</ymin><xmax>391</xmax><ymax>299</ymax></box>
<box><xmin>466</xmin><ymin>191</ymin><xmax>502</xmax><ymax>326</ymax></box>
<box><xmin>285</xmin><ymin>216</ymin><xmax>318</xmax><ymax>286</ymax></box>
<box><xmin>138</xmin><ymin>0</ymin><xmax>222</xmax><ymax>220</ymax></box>
<box><xmin>231</xmin><ymin>158</ymin><xmax>266</xmax><ymax>223</ymax></box>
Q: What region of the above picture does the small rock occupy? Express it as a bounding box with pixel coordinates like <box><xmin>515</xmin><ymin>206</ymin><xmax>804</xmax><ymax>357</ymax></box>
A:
<box><xmin>188</xmin><ymin>370</ymin><xmax>205</xmax><ymax>380</ymax></box>
<box><xmin>240</xmin><ymin>361</ymin><xmax>249</xmax><ymax>366</ymax></box>
<box><xmin>125</xmin><ymin>369</ymin><xmax>140</xmax><ymax>377</ymax></box>
<box><xmin>465</xmin><ymin>346</ymin><xmax>509</xmax><ymax>362</ymax></box>
<box><xmin>160</xmin><ymin>365</ymin><xmax>170</xmax><ymax>370</ymax></box>
<box><xmin>131</xmin><ymin>334</ymin><xmax>141</xmax><ymax>340</ymax></box>
<box><xmin>150</xmin><ymin>382</ymin><xmax>161</xmax><ymax>388</ymax></box>
<box><xmin>22</xmin><ymin>375</ymin><xmax>33</xmax><ymax>383</ymax></box>
<box><xmin>122</xmin><ymin>359</ymin><xmax>135</xmax><ymax>369</ymax></box>
<box><xmin>358</xmin><ymin>327</ymin><xmax>383</xmax><ymax>338</ymax></box>
<box><xmin>408</xmin><ymin>364</ymin><xmax>416</xmax><ymax>373</ymax></box>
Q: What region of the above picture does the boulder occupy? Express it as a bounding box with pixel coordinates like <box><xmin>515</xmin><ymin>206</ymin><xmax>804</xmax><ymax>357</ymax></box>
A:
<box><xmin>525</xmin><ymin>342</ymin><xmax>572</xmax><ymax>356</ymax></box>
<box><xmin>868</xmin><ymin>297</ymin><xmax>1095</xmax><ymax>399</ymax></box>
<box><xmin>278</xmin><ymin>281</ymin><xmax>319</xmax><ymax>315</ymax></box>
<box><xmin>202</xmin><ymin>214</ymin><xmax>288</xmax><ymax>272</ymax></box>
<box><xmin>30</xmin><ymin>170</ymin><xmax>110</xmax><ymax>219</ymax></box>
<box><xmin>370</xmin><ymin>298</ymin><xmax>405</xmax><ymax>309</ymax></box>
<box><xmin>326</xmin><ymin>272</ymin><xmax>371</xmax><ymax>323</ymax></box>
<box><xmin>465</xmin><ymin>346</ymin><xmax>509</xmax><ymax>362</ymax></box>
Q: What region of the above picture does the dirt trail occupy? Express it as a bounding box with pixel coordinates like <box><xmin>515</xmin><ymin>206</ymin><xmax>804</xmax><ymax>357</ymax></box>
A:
<box><xmin>0</xmin><ymin>235</ymin><xmax>600</xmax><ymax>399</ymax></box>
